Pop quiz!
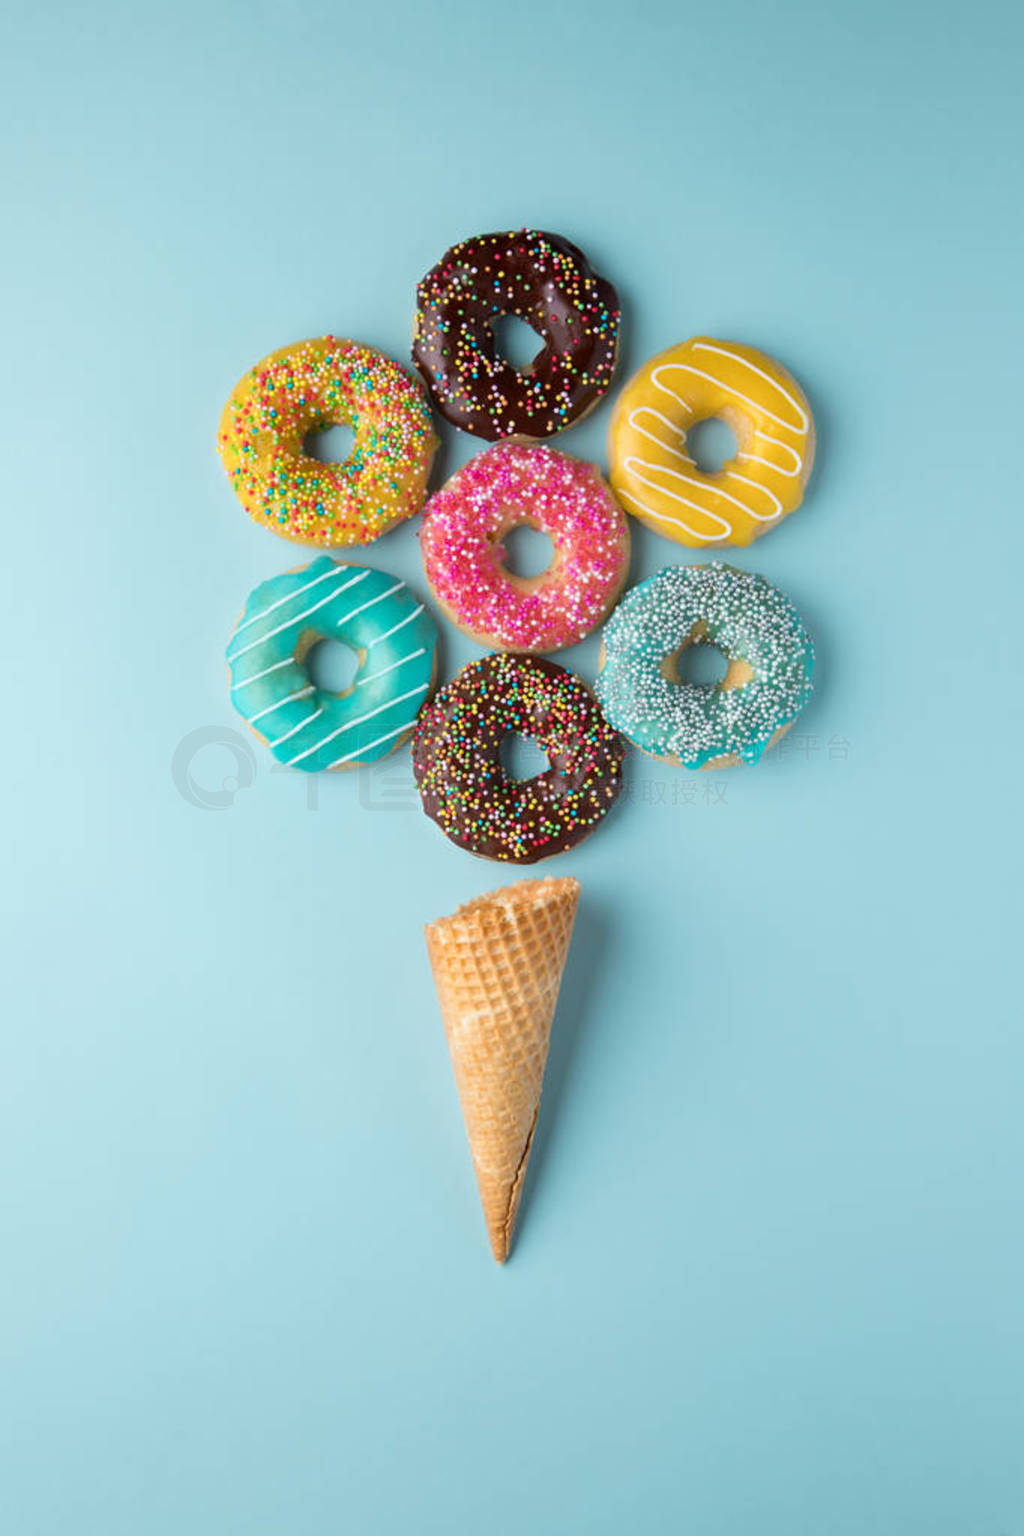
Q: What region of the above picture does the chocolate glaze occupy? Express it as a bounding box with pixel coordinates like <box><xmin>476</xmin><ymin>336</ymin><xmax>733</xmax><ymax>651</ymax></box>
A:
<box><xmin>412</xmin><ymin>229</ymin><xmax>620</xmax><ymax>442</ymax></box>
<box><xmin>412</xmin><ymin>653</ymin><xmax>624</xmax><ymax>864</ymax></box>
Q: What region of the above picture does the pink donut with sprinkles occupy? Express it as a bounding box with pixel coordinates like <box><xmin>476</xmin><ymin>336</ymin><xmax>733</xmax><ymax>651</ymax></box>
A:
<box><xmin>419</xmin><ymin>441</ymin><xmax>630</xmax><ymax>653</ymax></box>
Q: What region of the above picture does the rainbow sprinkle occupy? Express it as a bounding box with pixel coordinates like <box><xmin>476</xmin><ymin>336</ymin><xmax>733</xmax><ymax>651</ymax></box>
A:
<box><xmin>218</xmin><ymin>336</ymin><xmax>437</xmax><ymax>546</ymax></box>
<box><xmin>412</xmin><ymin>230</ymin><xmax>620</xmax><ymax>441</ymax></box>
<box><xmin>413</xmin><ymin>653</ymin><xmax>624</xmax><ymax>864</ymax></box>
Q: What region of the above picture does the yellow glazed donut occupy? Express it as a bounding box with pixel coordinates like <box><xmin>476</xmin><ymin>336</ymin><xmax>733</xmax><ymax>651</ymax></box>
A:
<box><xmin>218</xmin><ymin>337</ymin><xmax>438</xmax><ymax>547</ymax></box>
<box><xmin>607</xmin><ymin>336</ymin><xmax>814</xmax><ymax>548</ymax></box>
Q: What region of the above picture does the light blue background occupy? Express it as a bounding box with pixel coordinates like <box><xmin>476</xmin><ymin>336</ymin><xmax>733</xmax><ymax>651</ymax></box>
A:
<box><xmin>3</xmin><ymin>2</ymin><xmax>1022</xmax><ymax>1531</ymax></box>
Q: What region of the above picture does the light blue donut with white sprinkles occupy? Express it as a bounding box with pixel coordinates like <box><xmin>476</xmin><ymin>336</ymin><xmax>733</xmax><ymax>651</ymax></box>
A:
<box><xmin>596</xmin><ymin>563</ymin><xmax>814</xmax><ymax>769</ymax></box>
<box><xmin>227</xmin><ymin>557</ymin><xmax>438</xmax><ymax>771</ymax></box>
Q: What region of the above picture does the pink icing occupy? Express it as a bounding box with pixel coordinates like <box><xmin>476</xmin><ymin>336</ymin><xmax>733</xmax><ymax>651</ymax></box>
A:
<box><xmin>419</xmin><ymin>441</ymin><xmax>629</xmax><ymax>652</ymax></box>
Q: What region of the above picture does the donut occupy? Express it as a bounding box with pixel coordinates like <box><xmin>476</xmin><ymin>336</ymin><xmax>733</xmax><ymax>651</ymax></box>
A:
<box><xmin>412</xmin><ymin>230</ymin><xmax>620</xmax><ymax>441</ymax></box>
<box><xmin>419</xmin><ymin>441</ymin><xmax>630</xmax><ymax>653</ymax></box>
<box><xmin>218</xmin><ymin>337</ymin><xmax>437</xmax><ymax>546</ymax></box>
<box><xmin>608</xmin><ymin>337</ymin><xmax>814</xmax><ymax>548</ymax></box>
<box><xmin>412</xmin><ymin>654</ymin><xmax>624</xmax><ymax>863</ymax></box>
<box><xmin>227</xmin><ymin>557</ymin><xmax>438</xmax><ymax>771</ymax></box>
<box><xmin>595</xmin><ymin>563</ymin><xmax>814</xmax><ymax>770</ymax></box>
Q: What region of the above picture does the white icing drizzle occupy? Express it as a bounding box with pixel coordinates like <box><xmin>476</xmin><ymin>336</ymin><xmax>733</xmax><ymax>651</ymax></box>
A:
<box><xmin>736</xmin><ymin>430</ymin><xmax>803</xmax><ymax>477</ymax></box>
<box><xmin>285</xmin><ymin>682</ymin><xmax>430</xmax><ymax>767</ymax></box>
<box><xmin>691</xmin><ymin>340</ymin><xmax>809</xmax><ymax>432</ymax></box>
<box><xmin>616</xmin><ymin>340</ymin><xmax>811</xmax><ymax>544</ymax></box>
<box><xmin>367</xmin><ymin>604</ymin><xmax>425</xmax><ymax>649</ymax></box>
<box><xmin>233</xmin><ymin>564</ymin><xmax>366</xmax><ymax>635</ymax></box>
<box><xmin>326</xmin><ymin>719</ymin><xmax>421</xmax><ymax>769</ymax></box>
<box><xmin>620</xmin><ymin>459</ymin><xmax>733</xmax><ymax>542</ymax></box>
<box><xmin>231</xmin><ymin>657</ymin><xmax>294</xmax><ymax>691</ymax></box>
<box><xmin>626</xmin><ymin>405</ymin><xmax>691</xmax><ymax>458</ymax></box>
<box><xmin>248</xmin><ymin>686</ymin><xmax>315</xmax><ymax>724</ymax></box>
<box><xmin>334</xmin><ymin>581</ymin><xmax>405</xmax><ymax>628</ymax></box>
<box><xmin>649</xmin><ymin>366</ymin><xmax>696</xmax><ymax>415</ymax></box>
<box><xmin>356</xmin><ymin>647</ymin><xmax>427</xmax><ymax>687</ymax></box>
<box><xmin>267</xmin><ymin>708</ymin><xmax>323</xmax><ymax>749</ymax></box>
<box><xmin>720</xmin><ymin>470</ymin><xmax>784</xmax><ymax>521</ymax></box>
<box><xmin>227</xmin><ymin>585</ymin><xmax>360</xmax><ymax>663</ymax></box>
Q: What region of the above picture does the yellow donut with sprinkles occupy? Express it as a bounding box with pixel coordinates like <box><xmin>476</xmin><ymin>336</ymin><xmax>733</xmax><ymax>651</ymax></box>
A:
<box><xmin>218</xmin><ymin>337</ymin><xmax>438</xmax><ymax>547</ymax></box>
<box><xmin>608</xmin><ymin>336</ymin><xmax>814</xmax><ymax>548</ymax></box>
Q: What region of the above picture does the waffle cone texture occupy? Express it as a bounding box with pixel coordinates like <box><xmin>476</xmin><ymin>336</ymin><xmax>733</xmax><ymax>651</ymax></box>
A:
<box><xmin>425</xmin><ymin>877</ymin><xmax>580</xmax><ymax>1262</ymax></box>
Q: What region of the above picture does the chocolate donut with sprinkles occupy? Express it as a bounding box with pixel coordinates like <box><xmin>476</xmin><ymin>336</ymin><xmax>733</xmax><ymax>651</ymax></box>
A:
<box><xmin>219</xmin><ymin>337</ymin><xmax>437</xmax><ymax>547</ymax></box>
<box><xmin>413</xmin><ymin>654</ymin><xmax>624</xmax><ymax>863</ymax></box>
<box><xmin>412</xmin><ymin>230</ymin><xmax>620</xmax><ymax>441</ymax></box>
<box><xmin>596</xmin><ymin>563</ymin><xmax>814</xmax><ymax>770</ymax></box>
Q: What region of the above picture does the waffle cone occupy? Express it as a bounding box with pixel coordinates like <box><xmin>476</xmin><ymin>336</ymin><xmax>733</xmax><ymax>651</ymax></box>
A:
<box><xmin>425</xmin><ymin>876</ymin><xmax>580</xmax><ymax>1263</ymax></box>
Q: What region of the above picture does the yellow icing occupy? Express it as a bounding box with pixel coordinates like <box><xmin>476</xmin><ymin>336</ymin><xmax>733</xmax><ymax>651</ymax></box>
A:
<box><xmin>607</xmin><ymin>336</ymin><xmax>814</xmax><ymax>548</ymax></box>
<box><xmin>218</xmin><ymin>337</ymin><xmax>437</xmax><ymax>548</ymax></box>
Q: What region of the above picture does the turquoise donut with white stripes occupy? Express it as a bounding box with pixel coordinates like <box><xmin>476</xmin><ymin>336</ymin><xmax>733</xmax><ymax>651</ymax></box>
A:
<box><xmin>226</xmin><ymin>557</ymin><xmax>439</xmax><ymax>771</ymax></box>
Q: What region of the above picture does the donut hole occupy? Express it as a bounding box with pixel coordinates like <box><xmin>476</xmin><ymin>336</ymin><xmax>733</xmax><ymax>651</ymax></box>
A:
<box><xmin>662</xmin><ymin>642</ymin><xmax>730</xmax><ymax>687</ymax></box>
<box><xmin>305</xmin><ymin>637</ymin><xmax>361</xmax><ymax>696</ymax></box>
<box><xmin>303</xmin><ymin>421</ymin><xmax>356</xmax><ymax>464</ymax></box>
<box><xmin>500</xmin><ymin>524</ymin><xmax>555</xmax><ymax>579</ymax></box>
<box><xmin>491</xmin><ymin>314</ymin><xmax>545</xmax><ymax>373</ymax></box>
<box><xmin>500</xmin><ymin>732</ymin><xmax>552</xmax><ymax>783</ymax></box>
<box><xmin>685</xmin><ymin>416</ymin><xmax>739</xmax><ymax>474</ymax></box>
